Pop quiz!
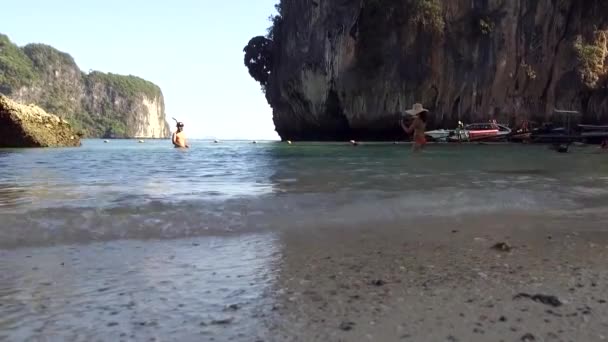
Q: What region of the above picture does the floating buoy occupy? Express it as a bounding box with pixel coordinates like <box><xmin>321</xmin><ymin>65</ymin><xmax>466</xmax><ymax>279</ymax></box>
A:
<box><xmin>252</xmin><ymin>140</ymin><xmax>257</xmax><ymax>144</ymax></box>
<box><xmin>213</xmin><ymin>139</ymin><xmax>219</xmax><ymax>143</ymax></box>
<box><xmin>103</xmin><ymin>140</ymin><xmax>109</xmax><ymax>143</ymax></box>
<box><xmin>287</xmin><ymin>140</ymin><xmax>292</xmax><ymax>145</ymax></box>
<box><xmin>138</xmin><ymin>140</ymin><xmax>145</xmax><ymax>143</ymax></box>
<box><xmin>350</xmin><ymin>140</ymin><xmax>359</xmax><ymax>146</ymax></box>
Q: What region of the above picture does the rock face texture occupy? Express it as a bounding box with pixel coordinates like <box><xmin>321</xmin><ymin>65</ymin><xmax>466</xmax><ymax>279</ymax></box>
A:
<box><xmin>0</xmin><ymin>95</ymin><xmax>81</xmax><ymax>147</ymax></box>
<box><xmin>0</xmin><ymin>34</ymin><xmax>170</xmax><ymax>138</ymax></box>
<box><xmin>254</xmin><ymin>0</ymin><xmax>608</xmax><ymax>140</ymax></box>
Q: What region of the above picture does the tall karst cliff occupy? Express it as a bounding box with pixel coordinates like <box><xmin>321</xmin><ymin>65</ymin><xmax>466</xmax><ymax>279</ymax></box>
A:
<box><xmin>245</xmin><ymin>0</ymin><xmax>608</xmax><ymax>141</ymax></box>
<box><xmin>0</xmin><ymin>34</ymin><xmax>170</xmax><ymax>138</ymax></box>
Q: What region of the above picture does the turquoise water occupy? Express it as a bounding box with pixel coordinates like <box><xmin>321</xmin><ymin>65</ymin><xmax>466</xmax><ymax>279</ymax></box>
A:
<box><xmin>1</xmin><ymin>139</ymin><xmax>608</xmax><ymax>341</ymax></box>
<box><xmin>1</xmin><ymin>139</ymin><xmax>608</xmax><ymax>247</ymax></box>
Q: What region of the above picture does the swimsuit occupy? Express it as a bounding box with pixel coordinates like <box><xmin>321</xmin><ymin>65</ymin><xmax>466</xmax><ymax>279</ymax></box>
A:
<box><xmin>414</xmin><ymin>135</ymin><xmax>427</xmax><ymax>145</ymax></box>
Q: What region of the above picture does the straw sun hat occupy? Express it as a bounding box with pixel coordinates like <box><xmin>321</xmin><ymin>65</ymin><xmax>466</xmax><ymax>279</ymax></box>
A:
<box><xmin>405</xmin><ymin>103</ymin><xmax>429</xmax><ymax>116</ymax></box>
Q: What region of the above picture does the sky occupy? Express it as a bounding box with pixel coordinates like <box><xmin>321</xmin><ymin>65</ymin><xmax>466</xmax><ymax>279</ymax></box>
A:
<box><xmin>1</xmin><ymin>0</ymin><xmax>280</xmax><ymax>140</ymax></box>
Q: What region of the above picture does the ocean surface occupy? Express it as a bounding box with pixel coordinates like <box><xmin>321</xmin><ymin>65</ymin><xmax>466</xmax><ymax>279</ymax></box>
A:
<box><xmin>1</xmin><ymin>139</ymin><xmax>608</xmax><ymax>341</ymax></box>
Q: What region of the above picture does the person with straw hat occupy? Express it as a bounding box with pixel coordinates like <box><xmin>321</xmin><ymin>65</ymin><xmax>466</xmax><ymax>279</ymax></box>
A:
<box><xmin>400</xmin><ymin>103</ymin><xmax>429</xmax><ymax>151</ymax></box>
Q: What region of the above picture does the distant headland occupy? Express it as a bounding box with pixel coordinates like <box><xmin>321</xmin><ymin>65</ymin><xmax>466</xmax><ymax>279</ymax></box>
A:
<box><xmin>0</xmin><ymin>33</ymin><xmax>170</xmax><ymax>139</ymax></box>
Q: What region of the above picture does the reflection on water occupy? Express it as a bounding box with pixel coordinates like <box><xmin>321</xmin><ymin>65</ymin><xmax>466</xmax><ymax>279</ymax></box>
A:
<box><xmin>0</xmin><ymin>234</ymin><xmax>280</xmax><ymax>341</ymax></box>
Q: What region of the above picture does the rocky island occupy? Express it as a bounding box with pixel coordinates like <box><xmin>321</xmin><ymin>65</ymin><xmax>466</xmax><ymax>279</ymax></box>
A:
<box><xmin>0</xmin><ymin>33</ymin><xmax>169</xmax><ymax>139</ymax></box>
<box><xmin>245</xmin><ymin>0</ymin><xmax>608</xmax><ymax>141</ymax></box>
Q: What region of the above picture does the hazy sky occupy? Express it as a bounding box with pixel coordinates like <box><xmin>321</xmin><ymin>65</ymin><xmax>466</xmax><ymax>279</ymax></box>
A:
<box><xmin>1</xmin><ymin>0</ymin><xmax>279</xmax><ymax>140</ymax></box>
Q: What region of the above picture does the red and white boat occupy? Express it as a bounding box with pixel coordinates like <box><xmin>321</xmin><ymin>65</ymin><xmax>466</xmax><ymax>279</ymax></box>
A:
<box><xmin>425</xmin><ymin>122</ymin><xmax>512</xmax><ymax>142</ymax></box>
<box><xmin>448</xmin><ymin>122</ymin><xmax>511</xmax><ymax>142</ymax></box>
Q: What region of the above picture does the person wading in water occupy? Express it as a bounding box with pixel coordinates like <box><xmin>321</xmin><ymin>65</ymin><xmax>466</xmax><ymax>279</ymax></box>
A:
<box><xmin>400</xmin><ymin>103</ymin><xmax>428</xmax><ymax>151</ymax></box>
<box><xmin>172</xmin><ymin>120</ymin><xmax>189</xmax><ymax>148</ymax></box>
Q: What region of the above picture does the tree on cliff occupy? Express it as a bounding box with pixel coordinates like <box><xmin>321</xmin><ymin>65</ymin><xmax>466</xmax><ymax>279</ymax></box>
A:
<box><xmin>266</xmin><ymin>3</ymin><xmax>283</xmax><ymax>40</ymax></box>
<box><xmin>243</xmin><ymin>36</ymin><xmax>273</xmax><ymax>90</ymax></box>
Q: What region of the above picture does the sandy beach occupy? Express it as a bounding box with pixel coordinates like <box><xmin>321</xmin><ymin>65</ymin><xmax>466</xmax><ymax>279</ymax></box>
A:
<box><xmin>266</xmin><ymin>215</ymin><xmax>608</xmax><ymax>341</ymax></box>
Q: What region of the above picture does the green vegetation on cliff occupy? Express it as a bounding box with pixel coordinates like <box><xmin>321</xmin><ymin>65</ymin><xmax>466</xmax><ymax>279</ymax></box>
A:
<box><xmin>0</xmin><ymin>34</ymin><xmax>167</xmax><ymax>138</ymax></box>
<box><xmin>87</xmin><ymin>71</ymin><xmax>161</xmax><ymax>99</ymax></box>
<box><xmin>23</xmin><ymin>43</ymin><xmax>77</xmax><ymax>70</ymax></box>
<box><xmin>574</xmin><ymin>31</ymin><xmax>608</xmax><ymax>89</ymax></box>
<box><xmin>409</xmin><ymin>0</ymin><xmax>444</xmax><ymax>35</ymax></box>
<box><xmin>0</xmin><ymin>34</ymin><xmax>37</xmax><ymax>92</ymax></box>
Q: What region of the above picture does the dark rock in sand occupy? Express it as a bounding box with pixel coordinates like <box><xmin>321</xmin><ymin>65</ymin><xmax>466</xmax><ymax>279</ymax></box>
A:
<box><xmin>371</xmin><ymin>279</ymin><xmax>386</xmax><ymax>287</ymax></box>
<box><xmin>514</xmin><ymin>293</ymin><xmax>563</xmax><ymax>307</ymax></box>
<box><xmin>339</xmin><ymin>321</ymin><xmax>355</xmax><ymax>331</ymax></box>
<box><xmin>491</xmin><ymin>242</ymin><xmax>513</xmax><ymax>252</ymax></box>
<box><xmin>521</xmin><ymin>333</ymin><xmax>536</xmax><ymax>341</ymax></box>
<box><xmin>0</xmin><ymin>95</ymin><xmax>81</xmax><ymax>148</ymax></box>
<box><xmin>210</xmin><ymin>317</ymin><xmax>234</xmax><ymax>325</ymax></box>
<box><xmin>224</xmin><ymin>304</ymin><xmax>240</xmax><ymax>311</ymax></box>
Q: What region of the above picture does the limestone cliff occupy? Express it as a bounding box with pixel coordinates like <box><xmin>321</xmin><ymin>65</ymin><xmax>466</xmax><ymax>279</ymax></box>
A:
<box><xmin>0</xmin><ymin>34</ymin><xmax>170</xmax><ymax>138</ymax></box>
<box><xmin>246</xmin><ymin>0</ymin><xmax>608</xmax><ymax>140</ymax></box>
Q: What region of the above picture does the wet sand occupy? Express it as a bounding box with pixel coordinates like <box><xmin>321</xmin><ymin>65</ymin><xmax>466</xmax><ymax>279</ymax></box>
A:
<box><xmin>0</xmin><ymin>235</ymin><xmax>280</xmax><ymax>342</ymax></box>
<box><xmin>2</xmin><ymin>215</ymin><xmax>608</xmax><ymax>341</ymax></box>
<box><xmin>267</xmin><ymin>216</ymin><xmax>608</xmax><ymax>341</ymax></box>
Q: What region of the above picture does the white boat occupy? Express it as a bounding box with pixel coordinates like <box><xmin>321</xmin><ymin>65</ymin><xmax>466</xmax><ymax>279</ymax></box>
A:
<box><xmin>425</xmin><ymin>121</ymin><xmax>467</xmax><ymax>142</ymax></box>
<box><xmin>425</xmin><ymin>129</ymin><xmax>453</xmax><ymax>141</ymax></box>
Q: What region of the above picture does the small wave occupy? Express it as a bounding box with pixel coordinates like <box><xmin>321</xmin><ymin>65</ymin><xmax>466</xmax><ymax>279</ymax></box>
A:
<box><xmin>0</xmin><ymin>188</ymin><xmax>577</xmax><ymax>249</ymax></box>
